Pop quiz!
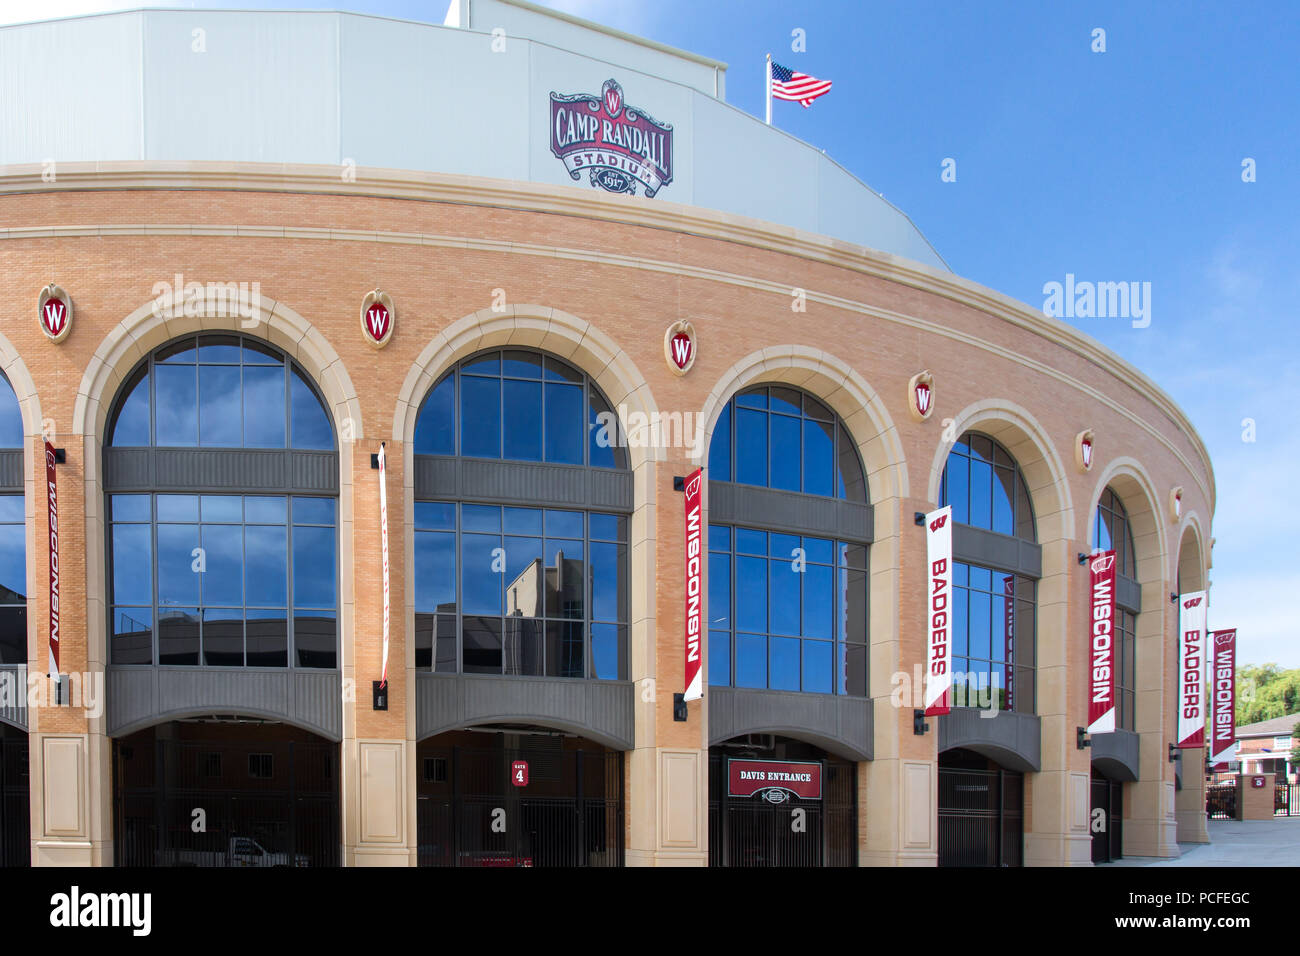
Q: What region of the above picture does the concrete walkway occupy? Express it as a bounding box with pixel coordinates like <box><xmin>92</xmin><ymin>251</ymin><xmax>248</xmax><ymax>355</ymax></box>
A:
<box><xmin>1102</xmin><ymin>817</ymin><xmax>1300</xmax><ymax>866</ymax></box>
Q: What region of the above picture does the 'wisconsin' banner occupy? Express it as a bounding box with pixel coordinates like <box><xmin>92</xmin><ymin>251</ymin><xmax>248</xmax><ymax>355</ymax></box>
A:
<box><xmin>378</xmin><ymin>442</ymin><xmax>391</xmax><ymax>687</ymax></box>
<box><xmin>1087</xmin><ymin>550</ymin><xmax>1117</xmax><ymax>733</ymax></box>
<box><xmin>682</xmin><ymin>468</ymin><xmax>703</xmax><ymax>701</ymax></box>
<box><xmin>1177</xmin><ymin>591</ymin><xmax>1208</xmax><ymax>748</ymax></box>
<box><xmin>1208</xmin><ymin>629</ymin><xmax>1237</xmax><ymax>766</ymax></box>
<box><xmin>924</xmin><ymin>507</ymin><xmax>953</xmax><ymax>716</ymax></box>
<box><xmin>45</xmin><ymin>439</ymin><xmax>60</xmax><ymax>677</ymax></box>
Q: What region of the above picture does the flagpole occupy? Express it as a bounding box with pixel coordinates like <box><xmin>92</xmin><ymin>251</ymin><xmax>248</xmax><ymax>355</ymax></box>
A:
<box><xmin>765</xmin><ymin>53</ymin><xmax>772</xmax><ymax>125</ymax></box>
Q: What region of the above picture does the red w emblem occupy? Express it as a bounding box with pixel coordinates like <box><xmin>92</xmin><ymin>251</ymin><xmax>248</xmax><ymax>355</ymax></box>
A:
<box><xmin>929</xmin><ymin>514</ymin><xmax>948</xmax><ymax>532</ymax></box>
<box><xmin>915</xmin><ymin>382</ymin><xmax>931</xmax><ymax>414</ymax></box>
<box><xmin>603</xmin><ymin>79</ymin><xmax>623</xmax><ymax>118</ymax></box>
<box><xmin>1183</xmin><ymin>597</ymin><xmax>1202</xmax><ymax>609</ymax></box>
<box><xmin>365</xmin><ymin>304</ymin><xmax>390</xmax><ymax>342</ymax></box>
<box><xmin>670</xmin><ymin>332</ymin><xmax>692</xmax><ymax>370</ymax></box>
<box><xmin>42</xmin><ymin>299</ymin><xmax>67</xmax><ymax>336</ymax></box>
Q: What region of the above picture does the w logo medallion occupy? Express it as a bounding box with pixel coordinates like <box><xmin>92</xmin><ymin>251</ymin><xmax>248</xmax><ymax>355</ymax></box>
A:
<box><xmin>664</xmin><ymin>320</ymin><xmax>696</xmax><ymax>376</ymax></box>
<box><xmin>360</xmin><ymin>290</ymin><xmax>395</xmax><ymax>349</ymax></box>
<box><xmin>38</xmin><ymin>283</ymin><xmax>72</xmax><ymax>343</ymax></box>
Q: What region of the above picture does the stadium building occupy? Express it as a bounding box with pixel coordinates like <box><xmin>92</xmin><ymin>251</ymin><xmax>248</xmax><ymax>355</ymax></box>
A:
<box><xmin>0</xmin><ymin>0</ymin><xmax>1213</xmax><ymax>867</ymax></box>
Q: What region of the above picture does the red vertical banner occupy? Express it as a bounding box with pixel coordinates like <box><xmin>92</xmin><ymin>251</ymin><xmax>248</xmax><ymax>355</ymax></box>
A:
<box><xmin>682</xmin><ymin>468</ymin><xmax>703</xmax><ymax>701</ymax></box>
<box><xmin>45</xmin><ymin>439</ymin><xmax>60</xmax><ymax>677</ymax></box>
<box><xmin>1002</xmin><ymin>574</ymin><xmax>1015</xmax><ymax>712</ymax></box>
<box><xmin>924</xmin><ymin>506</ymin><xmax>952</xmax><ymax>716</ymax></box>
<box><xmin>1087</xmin><ymin>550</ymin><xmax>1117</xmax><ymax>734</ymax></box>
<box><xmin>1208</xmin><ymin>629</ymin><xmax>1237</xmax><ymax>767</ymax></box>
<box><xmin>378</xmin><ymin>442</ymin><xmax>390</xmax><ymax>687</ymax></box>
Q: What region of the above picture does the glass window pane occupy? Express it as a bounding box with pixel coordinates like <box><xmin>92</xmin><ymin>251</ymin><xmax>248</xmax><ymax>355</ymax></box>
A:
<box><xmin>502</xmin><ymin>350</ymin><xmax>543</xmax><ymax>379</ymax></box>
<box><xmin>992</xmin><ymin>465</ymin><xmax>1014</xmax><ymax>535</ymax></box>
<box><xmin>462</xmin><ymin>504</ymin><xmax>500</xmax><ymax>533</ymax></box>
<box><xmin>543</xmin><ymin>382</ymin><xmax>583</xmax><ymax>464</ymax></box>
<box><xmin>415</xmin><ymin>531</ymin><xmax>456</xmax><ymax>613</ymax></box>
<box><xmin>945</xmin><ymin>456</ymin><xmax>969</xmax><ymax>524</ymax></box>
<box><xmin>157</xmin><ymin>338</ymin><xmax>197</xmax><ymax>363</ymax></box>
<box><xmin>770</xmin><ymin>532</ymin><xmax>800</xmax><ymax>559</ymax></box>
<box><xmin>158</xmin><ymin>608</ymin><xmax>200</xmax><ymax>666</ymax></box>
<box><xmin>543</xmin><ymin>545</ymin><xmax>583</xmax><ymax>618</ymax></box>
<box><xmin>589</xmin><ymin>513</ymin><xmax>624</xmax><ymax>541</ymax></box>
<box><xmin>545</xmin><ymin>356</ymin><xmax>583</xmax><ymax>383</ymax></box>
<box><xmin>1015</xmin><ymin>476</ymin><xmax>1035</xmax><ymax>540</ymax></box>
<box><xmin>839</xmin><ymin>568</ymin><xmax>867</xmax><ymax>643</ymax></box>
<box><xmin>201</xmin><ymin>495</ymin><xmax>242</xmax><ymax>523</ymax></box>
<box><xmin>769</xmin><ymin>387</ymin><xmax>801</xmax><ymax>416</ymax></box>
<box><xmin>110</xmin><ymin>368</ymin><xmax>150</xmax><ymax>446</ymax></box>
<box><xmin>294</xmin><ymin>610</ymin><xmax>336</xmax><ymax>668</ymax></box>
<box><xmin>414</xmin><ymin>375</ymin><xmax>455</xmax><ymax>455</ymax></box>
<box><xmin>802</xmin><ymin>563</ymin><xmax>832</xmax><ymax>639</ymax></box>
<box><xmin>588</xmin><ymin>390</ymin><xmax>618</xmax><ymax>469</ymax></box>
<box><xmin>502</xmin><ymin>535</ymin><xmax>543</xmax><ymax>617</ymax></box>
<box><xmin>969</xmin><ymin>457</ymin><xmax>992</xmax><ymax>529</ymax></box>
<box><xmin>803</xmin><ymin>537</ymin><xmax>833</xmax><ymax>565</ymax></box>
<box><xmin>463</xmin><ymin>616</ymin><xmax>503</xmax><ymax>674</ymax></box>
<box><xmin>242</xmin><ymin>365</ymin><xmax>285</xmax><ymax>448</ymax></box>
<box><xmin>111</xmin><ymin>494</ymin><xmax>151</xmax><ymax>522</ymax></box>
<box><xmin>708</xmin><ymin>552</ymin><xmax>730</xmax><ymax>631</ymax></box>
<box><xmin>293</xmin><ymin>497</ymin><xmax>335</xmax><ymax>525</ymax></box>
<box><xmin>545</xmin><ymin>510</ymin><xmax>583</xmax><ymax>539</ymax></box>
<box><xmin>736</xmin><ymin>528</ymin><xmax>766</xmax><ymax>555</ymax></box>
<box><xmin>590</xmin><ymin>541</ymin><xmax>626</xmax><ymax>622</ymax></box>
<box><xmin>244</xmin><ymin>525</ymin><xmax>287</xmax><ymax>606</ymax></box>
<box><xmin>736</xmin><ymin>556</ymin><xmax>767</xmax><ymax>633</ymax></box>
<box><xmin>202</xmin><ymin>609</ymin><xmax>243</xmax><ymax>667</ymax></box>
<box><xmin>952</xmin><ymin>586</ymin><xmax>968</xmax><ymax>657</ymax></box>
<box><xmin>0</xmin><ymin>521</ymin><xmax>24</xmax><ymax>606</ymax></box>
<box><xmin>460</xmin><ymin>375</ymin><xmax>501</xmax><ymax>458</ymax></box>
<box><xmin>736</xmin><ymin>388</ymin><xmax>767</xmax><ymax>409</ymax></box>
<box><xmin>770</xmin><ymin>636</ymin><xmax>800</xmax><ymax>690</ymax></box>
<box><xmin>111</xmin><ymin>607</ymin><xmax>152</xmax><ymax>665</ymax></box>
<box><xmin>462</xmin><ymin>352</ymin><xmax>499</xmax><ymax>376</ymax></box>
<box><xmin>243</xmin><ymin>339</ymin><xmax>281</xmax><ymax>365</ymax></box>
<box><xmin>708</xmin><ymin>404</ymin><xmax>731</xmax><ymax>482</ymax></box>
<box><xmin>841</xmin><ymin>642</ymin><xmax>866</xmax><ymax>697</ymax></box>
<box><xmin>157</xmin><ymin>494</ymin><xmax>199</xmax><ymax>522</ymax></box>
<box><xmin>736</xmin><ymin>407</ymin><xmax>767</xmax><ymax>486</ymax></box>
<box><xmin>198</xmin><ymin>335</ymin><xmax>241</xmax><ymax>363</ymax></box>
<box><xmin>770</xmin><ymin>560</ymin><xmax>800</xmax><ymax>635</ymax></box>
<box><xmin>415</xmin><ymin>501</ymin><xmax>455</xmax><ymax>531</ymax></box>
<box><xmin>544</xmin><ymin>619</ymin><xmax>585</xmax><ymax>678</ymax></box>
<box><xmin>293</xmin><ymin>525</ymin><xmax>336</xmax><ymax>608</ymax></box>
<box><xmin>0</xmin><ymin>605</ymin><xmax>25</xmax><ymax>665</ymax></box>
<box><xmin>290</xmin><ymin>369</ymin><xmax>332</xmax><ymax>450</ymax></box>
<box><xmin>736</xmin><ymin>633</ymin><xmax>767</xmax><ymax>688</ymax></box>
<box><xmin>246</xmin><ymin>609</ymin><xmax>288</xmax><ymax>667</ymax></box>
<box><xmin>803</xmin><ymin>395</ymin><xmax>832</xmax><ymax>421</ymax></box>
<box><xmin>969</xmin><ymin>590</ymin><xmax>991</xmax><ymax>661</ymax></box>
<box><xmin>154</xmin><ymin>364</ymin><xmax>197</xmax><ymax>445</ymax></box>
<box><xmin>803</xmin><ymin>640</ymin><xmax>832</xmax><ymax>694</ymax></box>
<box><xmin>590</xmin><ymin>622</ymin><xmax>623</xmax><ymax>680</ymax></box>
<box><xmin>112</xmin><ymin>524</ymin><xmax>152</xmax><ymax>605</ymax></box>
<box><xmin>709</xmin><ymin>525</ymin><xmax>731</xmax><ymax>552</ymax></box>
<box><xmin>709</xmin><ymin>629</ymin><xmax>730</xmax><ymax>686</ymax></box>
<box><xmin>199</xmin><ymin>524</ymin><xmax>243</xmax><ymax>607</ymax></box>
<box><xmin>245</xmin><ymin>496</ymin><xmax>286</xmax><ymax>524</ymax></box>
<box><xmin>436</xmin><ymin>613</ymin><xmax>457</xmax><ymax>673</ymax></box>
<box><xmin>803</xmin><ymin>418</ymin><xmax>834</xmax><ymax>497</ymax></box>
<box><xmin>199</xmin><ymin>364</ymin><xmax>242</xmax><ymax>446</ymax></box>
<box><xmin>461</xmin><ymin>533</ymin><xmax>503</xmax><ymax>615</ymax></box>
<box><xmin>157</xmin><ymin>523</ymin><xmax>200</xmax><ymax>607</ymax></box>
<box><xmin>502</xmin><ymin>379</ymin><xmax>542</xmax><ymax>461</ymax></box>
<box><xmin>769</xmin><ymin>413</ymin><xmax>800</xmax><ymax>492</ymax></box>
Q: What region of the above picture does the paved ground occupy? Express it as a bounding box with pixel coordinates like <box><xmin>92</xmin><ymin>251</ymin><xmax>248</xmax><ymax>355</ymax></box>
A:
<box><xmin>1104</xmin><ymin>817</ymin><xmax>1300</xmax><ymax>866</ymax></box>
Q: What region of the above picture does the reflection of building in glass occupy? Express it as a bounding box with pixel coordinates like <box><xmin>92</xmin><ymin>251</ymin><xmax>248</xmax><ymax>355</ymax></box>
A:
<box><xmin>504</xmin><ymin>551</ymin><xmax>585</xmax><ymax>678</ymax></box>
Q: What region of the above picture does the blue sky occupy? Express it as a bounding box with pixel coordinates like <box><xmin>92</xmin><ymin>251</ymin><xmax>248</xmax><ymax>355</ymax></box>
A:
<box><xmin>5</xmin><ymin>0</ymin><xmax>1296</xmax><ymax>666</ymax></box>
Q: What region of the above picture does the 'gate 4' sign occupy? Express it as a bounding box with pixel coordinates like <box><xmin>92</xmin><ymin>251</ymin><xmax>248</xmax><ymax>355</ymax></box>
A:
<box><xmin>511</xmin><ymin>760</ymin><xmax>529</xmax><ymax>787</ymax></box>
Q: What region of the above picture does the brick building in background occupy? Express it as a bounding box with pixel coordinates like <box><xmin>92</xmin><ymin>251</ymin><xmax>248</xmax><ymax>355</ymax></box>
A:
<box><xmin>0</xmin><ymin>0</ymin><xmax>1214</xmax><ymax>867</ymax></box>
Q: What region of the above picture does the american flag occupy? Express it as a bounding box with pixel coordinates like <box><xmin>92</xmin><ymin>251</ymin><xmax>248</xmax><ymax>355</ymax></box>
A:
<box><xmin>770</xmin><ymin>61</ymin><xmax>833</xmax><ymax>108</ymax></box>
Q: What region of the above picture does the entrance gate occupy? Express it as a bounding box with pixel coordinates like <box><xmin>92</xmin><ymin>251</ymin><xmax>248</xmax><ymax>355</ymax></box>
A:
<box><xmin>114</xmin><ymin>724</ymin><xmax>339</xmax><ymax>867</ymax></box>
<box><xmin>0</xmin><ymin>730</ymin><xmax>28</xmax><ymax>867</ymax></box>
<box><xmin>1090</xmin><ymin>772</ymin><xmax>1123</xmax><ymax>863</ymax></box>
<box><xmin>707</xmin><ymin>747</ymin><xmax>857</xmax><ymax>867</ymax></box>
<box><xmin>416</xmin><ymin>736</ymin><xmax>623</xmax><ymax>867</ymax></box>
<box><xmin>937</xmin><ymin>749</ymin><xmax>1024</xmax><ymax>867</ymax></box>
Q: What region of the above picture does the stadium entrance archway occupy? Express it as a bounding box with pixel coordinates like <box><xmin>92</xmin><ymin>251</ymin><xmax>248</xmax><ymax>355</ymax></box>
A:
<box><xmin>0</xmin><ymin>723</ymin><xmax>28</xmax><ymax>867</ymax></box>
<box><xmin>708</xmin><ymin>735</ymin><xmax>858</xmax><ymax>867</ymax></box>
<box><xmin>416</xmin><ymin>728</ymin><xmax>623</xmax><ymax>867</ymax></box>
<box><xmin>938</xmin><ymin>747</ymin><xmax>1024</xmax><ymax>867</ymax></box>
<box><xmin>113</xmin><ymin>718</ymin><xmax>339</xmax><ymax>867</ymax></box>
<box><xmin>1090</xmin><ymin>769</ymin><xmax>1123</xmax><ymax>863</ymax></box>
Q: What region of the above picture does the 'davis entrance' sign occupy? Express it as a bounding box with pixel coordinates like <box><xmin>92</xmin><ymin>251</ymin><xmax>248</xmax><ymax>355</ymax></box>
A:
<box><xmin>550</xmin><ymin>78</ymin><xmax>674</xmax><ymax>197</ymax></box>
<box><xmin>727</xmin><ymin>759</ymin><xmax>822</xmax><ymax>803</ymax></box>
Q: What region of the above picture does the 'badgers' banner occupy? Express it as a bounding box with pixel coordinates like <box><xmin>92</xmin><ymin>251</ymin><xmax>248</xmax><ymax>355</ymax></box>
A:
<box><xmin>682</xmin><ymin>468</ymin><xmax>703</xmax><ymax>701</ymax></box>
<box><xmin>1208</xmin><ymin>629</ymin><xmax>1237</xmax><ymax>767</ymax></box>
<box><xmin>924</xmin><ymin>506</ymin><xmax>953</xmax><ymax>716</ymax></box>
<box><xmin>1087</xmin><ymin>550</ymin><xmax>1117</xmax><ymax>734</ymax></box>
<box><xmin>1177</xmin><ymin>591</ymin><xmax>1208</xmax><ymax>748</ymax></box>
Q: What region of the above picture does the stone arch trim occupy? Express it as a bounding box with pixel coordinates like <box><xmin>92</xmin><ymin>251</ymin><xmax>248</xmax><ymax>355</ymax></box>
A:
<box><xmin>923</xmin><ymin>398</ymin><xmax>1074</xmax><ymax>542</ymax></box>
<box><xmin>72</xmin><ymin>295</ymin><xmax>363</xmax><ymax>442</ymax></box>
<box><xmin>695</xmin><ymin>345</ymin><xmax>908</xmax><ymax>503</ymax></box>
<box><xmin>109</xmin><ymin>708</ymin><xmax>342</xmax><ymax>743</ymax></box>
<box><xmin>1174</xmin><ymin>513</ymin><xmax>1208</xmax><ymax>593</ymax></box>
<box><xmin>1085</xmin><ymin>456</ymin><xmax>1167</xmax><ymax>581</ymax></box>
<box><xmin>391</xmin><ymin>304</ymin><xmax>660</xmax><ymax>467</ymax></box>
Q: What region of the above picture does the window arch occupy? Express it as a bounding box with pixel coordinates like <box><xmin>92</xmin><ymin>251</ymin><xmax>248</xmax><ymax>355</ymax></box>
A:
<box><xmin>707</xmin><ymin>385</ymin><xmax>866</xmax><ymax>501</ymax></box>
<box><xmin>0</xmin><ymin>374</ymin><xmax>23</xmax><ymax>666</ymax></box>
<box><xmin>413</xmin><ymin>349</ymin><xmax>624</xmax><ymax>468</ymax></box>
<box><xmin>706</xmin><ymin>385</ymin><xmax>869</xmax><ymax>697</ymax></box>
<box><xmin>1095</xmin><ymin>487</ymin><xmax>1137</xmax><ymax>731</ymax></box>
<box><xmin>104</xmin><ymin>334</ymin><xmax>339</xmax><ymax>670</ymax></box>
<box><xmin>412</xmin><ymin>349</ymin><xmax>630</xmax><ymax>680</ymax></box>
<box><xmin>939</xmin><ymin>431</ymin><xmax>1037</xmax><ymax>713</ymax></box>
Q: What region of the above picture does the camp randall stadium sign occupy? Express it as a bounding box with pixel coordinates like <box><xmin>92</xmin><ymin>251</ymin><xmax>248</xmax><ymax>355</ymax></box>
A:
<box><xmin>550</xmin><ymin>78</ymin><xmax>674</xmax><ymax>197</ymax></box>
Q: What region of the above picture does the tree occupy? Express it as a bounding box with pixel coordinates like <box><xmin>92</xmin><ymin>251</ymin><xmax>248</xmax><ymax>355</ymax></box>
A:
<box><xmin>1236</xmin><ymin>664</ymin><xmax>1300</xmax><ymax>725</ymax></box>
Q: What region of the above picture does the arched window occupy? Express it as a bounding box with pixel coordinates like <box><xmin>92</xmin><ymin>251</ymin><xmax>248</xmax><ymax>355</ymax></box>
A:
<box><xmin>939</xmin><ymin>432</ymin><xmax>1037</xmax><ymax>713</ymax></box>
<box><xmin>412</xmin><ymin>350</ymin><xmax>629</xmax><ymax>679</ymax></box>
<box><xmin>0</xmin><ymin>374</ymin><xmax>24</xmax><ymax>666</ymax></box>
<box><xmin>105</xmin><ymin>334</ymin><xmax>338</xmax><ymax>669</ymax></box>
<box><xmin>1095</xmin><ymin>487</ymin><xmax>1137</xmax><ymax>731</ymax></box>
<box><xmin>707</xmin><ymin>386</ymin><xmax>869</xmax><ymax>696</ymax></box>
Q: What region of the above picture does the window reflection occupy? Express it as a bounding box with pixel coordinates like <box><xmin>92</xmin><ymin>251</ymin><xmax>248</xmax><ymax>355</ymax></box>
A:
<box><xmin>0</xmin><ymin>496</ymin><xmax>26</xmax><ymax>665</ymax></box>
<box><xmin>949</xmin><ymin>563</ymin><xmax>1035</xmax><ymax>713</ymax></box>
<box><xmin>940</xmin><ymin>432</ymin><xmax>1035</xmax><ymax>540</ymax></box>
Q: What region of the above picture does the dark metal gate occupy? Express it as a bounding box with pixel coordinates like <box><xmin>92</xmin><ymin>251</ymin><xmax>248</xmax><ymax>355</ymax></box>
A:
<box><xmin>937</xmin><ymin>760</ymin><xmax>1023</xmax><ymax>867</ymax></box>
<box><xmin>114</xmin><ymin>735</ymin><xmax>339</xmax><ymax>867</ymax></box>
<box><xmin>1275</xmin><ymin>783</ymin><xmax>1299</xmax><ymax>816</ymax></box>
<box><xmin>1090</xmin><ymin>773</ymin><xmax>1122</xmax><ymax>863</ymax></box>
<box><xmin>416</xmin><ymin>740</ymin><xmax>623</xmax><ymax>867</ymax></box>
<box><xmin>0</xmin><ymin>731</ymin><xmax>29</xmax><ymax>867</ymax></box>
<box><xmin>707</xmin><ymin>753</ymin><xmax>857</xmax><ymax>867</ymax></box>
<box><xmin>1206</xmin><ymin>782</ymin><xmax>1236</xmax><ymax>819</ymax></box>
